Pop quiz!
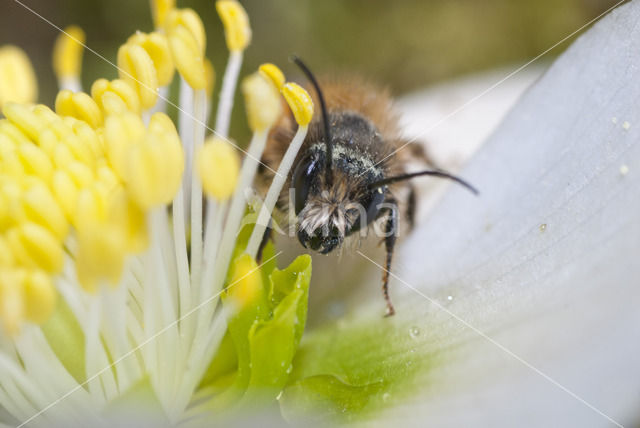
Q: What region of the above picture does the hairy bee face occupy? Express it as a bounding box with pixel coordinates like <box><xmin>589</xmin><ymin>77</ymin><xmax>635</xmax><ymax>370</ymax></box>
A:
<box><xmin>291</xmin><ymin>138</ymin><xmax>386</xmax><ymax>254</ymax></box>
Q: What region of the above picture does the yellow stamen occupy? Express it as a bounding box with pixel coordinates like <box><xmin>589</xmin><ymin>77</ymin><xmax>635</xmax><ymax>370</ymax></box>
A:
<box><xmin>52</xmin><ymin>170</ymin><xmax>80</xmax><ymax>220</ymax></box>
<box><xmin>17</xmin><ymin>142</ymin><xmax>54</xmax><ymax>182</ymax></box>
<box><xmin>216</xmin><ymin>0</ymin><xmax>251</xmax><ymax>52</ymax></box>
<box><xmin>75</xmin><ymin>221</ymin><xmax>128</xmax><ymax>291</ymax></box>
<box><xmin>21</xmin><ymin>179</ymin><xmax>69</xmax><ymax>240</ymax></box>
<box><xmin>91</xmin><ymin>78</ymin><xmax>141</xmax><ymax>115</ymax></box>
<box><xmin>55</xmin><ymin>90</ymin><xmax>104</xmax><ymax>129</ymax></box>
<box><xmin>0</xmin><ymin>268</ymin><xmax>25</xmax><ymax>335</ymax></box>
<box><xmin>282</xmin><ymin>82</ymin><xmax>314</xmax><ymax>126</ymax></box>
<box><xmin>52</xmin><ymin>26</ymin><xmax>85</xmax><ymax>80</ymax></box>
<box><xmin>127</xmin><ymin>32</ymin><xmax>175</xmax><ymax>87</ymax></box>
<box><xmin>166</xmin><ymin>9</ymin><xmax>206</xmax><ymax>53</ymax></box>
<box><xmin>3</xmin><ymin>103</ymin><xmax>44</xmax><ymax>141</ymax></box>
<box><xmin>0</xmin><ymin>237</ymin><xmax>14</xmax><ymax>266</ymax></box>
<box><xmin>197</xmin><ymin>136</ymin><xmax>240</xmax><ymax>200</ymax></box>
<box><xmin>103</xmin><ymin>112</ymin><xmax>146</xmax><ymax>180</ymax></box>
<box><xmin>224</xmin><ymin>253</ymin><xmax>262</xmax><ymax>309</ymax></box>
<box><xmin>74</xmin><ymin>187</ymin><xmax>129</xmax><ymax>290</ymax></box>
<box><xmin>242</xmin><ymin>72</ymin><xmax>282</xmax><ymax>132</ymax></box>
<box><xmin>127</xmin><ymin>113</ymin><xmax>184</xmax><ymax>208</ymax></box>
<box><xmin>167</xmin><ymin>24</ymin><xmax>207</xmax><ymax>90</ymax></box>
<box><xmin>23</xmin><ymin>269</ymin><xmax>56</xmax><ymax>324</ymax></box>
<box><xmin>0</xmin><ymin>45</ymin><xmax>38</xmax><ymax>108</ymax></box>
<box><xmin>259</xmin><ymin>63</ymin><xmax>285</xmax><ymax>90</ymax></box>
<box><xmin>150</xmin><ymin>0</ymin><xmax>176</xmax><ymax>29</ymax></box>
<box><xmin>117</xmin><ymin>43</ymin><xmax>159</xmax><ymax>110</ymax></box>
<box><xmin>6</xmin><ymin>222</ymin><xmax>63</xmax><ymax>273</ymax></box>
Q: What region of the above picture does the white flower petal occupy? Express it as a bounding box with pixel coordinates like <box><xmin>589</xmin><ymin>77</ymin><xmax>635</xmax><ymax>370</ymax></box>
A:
<box><xmin>375</xmin><ymin>2</ymin><xmax>640</xmax><ymax>426</ymax></box>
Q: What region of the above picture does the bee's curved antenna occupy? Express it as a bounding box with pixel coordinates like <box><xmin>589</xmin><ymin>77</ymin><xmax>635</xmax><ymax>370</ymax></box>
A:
<box><xmin>368</xmin><ymin>169</ymin><xmax>479</xmax><ymax>195</ymax></box>
<box><xmin>290</xmin><ymin>55</ymin><xmax>334</xmax><ymax>186</ymax></box>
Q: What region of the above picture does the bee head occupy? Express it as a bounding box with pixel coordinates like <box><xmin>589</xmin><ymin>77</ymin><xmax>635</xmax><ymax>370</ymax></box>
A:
<box><xmin>292</xmin><ymin>144</ymin><xmax>386</xmax><ymax>254</ymax></box>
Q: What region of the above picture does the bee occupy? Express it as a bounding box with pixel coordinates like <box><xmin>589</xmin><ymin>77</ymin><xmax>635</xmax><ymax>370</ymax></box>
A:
<box><xmin>258</xmin><ymin>57</ymin><xmax>477</xmax><ymax>316</ymax></box>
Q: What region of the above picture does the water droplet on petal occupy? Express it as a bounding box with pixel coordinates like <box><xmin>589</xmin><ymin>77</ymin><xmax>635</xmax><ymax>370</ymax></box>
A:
<box><xmin>409</xmin><ymin>326</ymin><xmax>420</xmax><ymax>339</ymax></box>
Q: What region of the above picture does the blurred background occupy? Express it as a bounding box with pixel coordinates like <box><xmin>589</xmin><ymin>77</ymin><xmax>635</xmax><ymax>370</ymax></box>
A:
<box><xmin>1</xmin><ymin>0</ymin><xmax>619</xmax><ymax>139</ymax></box>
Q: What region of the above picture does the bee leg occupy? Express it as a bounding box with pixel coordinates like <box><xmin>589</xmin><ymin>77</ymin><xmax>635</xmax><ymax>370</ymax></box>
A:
<box><xmin>381</xmin><ymin>202</ymin><xmax>398</xmax><ymax>317</ymax></box>
<box><xmin>407</xmin><ymin>184</ymin><xmax>417</xmax><ymax>231</ymax></box>
<box><xmin>256</xmin><ymin>220</ymin><xmax>273</xmax><ymax>263</ymax></box>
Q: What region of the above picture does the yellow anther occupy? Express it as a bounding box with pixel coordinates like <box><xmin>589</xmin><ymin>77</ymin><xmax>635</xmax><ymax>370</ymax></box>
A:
<box><xmin>127</xmin><ymin>32</ymin><xmax>175</xmax><ymax>86</ymax></box>
<box><xmin>0</xmin><ymin>237</ymin><xmax>14</xmax><ymax>266</ymax></box>
<box><xmin>0</xmin><ymin>139</ymin><xmax>25</xmax><ymax>179</ymax></box>
<box><xmin>204</xmin><ymin>58</ymin><xmax>216</xmax><ymax>100</ymax></box>
<box><xmin>151</xmin><ymin>0</ymin><xmax>175</xmax><ymax>29</ymax></box>
<box><xmin>52</xmin><ymin>26</ymin><xmax>85</xmax><ymax>80</ymax></box>
<box><xmin>52</xmin><ymin>170</ymin><xmax>79</xmax><ymax>220</ymax></box>
<box><xmin>23</xmin><ymin>269</ymin><xmax>56</xmax><ymax>324</ymax></box>
<box><xmin>36</xmin><ymin>129</ymin><xmax>59</xmax><ymax>157</ymax></box>
<box><xmin>3</xmin><ymin>103</ymin><xmax>43</xmax><ymax>141</ymax></box>
<box><xmin>107</xmin><ymin>188</ymin><xmax>148</xmax><ymax>253</ymax></box>
<box><xmin>40</xmin><ymin>119</ymin><xmax>70</xmax><ymax>142</ymax></box>
<box><xmin>104</xmin><ymin>112</ymin><xmax>146</xmax><ymax>179</ymax></box>
<box><xmin>0</xmin><ymin>268</ymin><xmax>25</xmax><ymax>335</ymax></box>
<box><xmin>167</xmin><ymin>25</ymin><xmax>206</xmax><ymax>89</ymax></box>
<box><xmin>69</xmin><ymin>119</ymin><xmax>103</xmax><ymax>160</ymax></box>
<box><xmin>282</xmin><ymin>82</ymin><xmax>314</xmax><ymax>127</ymax></box>
<box><xmin>0</xmin><ymin>120</ymin><xmax>30</xmax><ymax>146</ymax></box>
<box><xmin>197</xmin><ymin>136</ymin><xmax>239</xmax><ymax>200</ymax></box>
<box><xmin>259</xmin><ymin>63</ymin><xmax>285</xmax><ymax>90</ymax></box>
<box><xmin>55</xmin><ymin>90</ymin><xmax>103</xmax><ymax>129</ymax></box>
<box><xmin>17</xmin><ymin>142</ymin><xmax>54</xmax><ymax>182</ymax></box>
<box><xmin>0</xmin><ymin>188</ymin><xmax>13</xmax><ymax>232</ymax></box>
<box><xmin>126</xmin><ymin>139</ymin><xmax>170</xmax><ymax>208</ymax></box>
<box><xmin>146</xmin><ymin>106</ymin><xmax>176</xmax><ymax>137</ymax></box>
<box><xmin>22</xmin><ymin>180</ymin><xmax>68</xmax><ymax>240</ymax></box>
<box><xmin>52</xmin><ymin>143</ymin><xmax>75</xmax><ymax>170</ymax></box>
<box><xmin>95</xmin><ymin>165</ymin><xmax>120</xmax><ymax>193</ymax></box>
<box><xmin>33</xmin><ymin>105</ymin><xmax>62</xmax><ymax>128</ymax></box>
<box><xmin>7</xmin><ymin>222</ymin><xmax>63</xmax><ymax>273</ymax></box>
<box><xmin>73</xmin><ymin>185</ymin><xmax>140</xmax><ymax>289</ymax></box>
<box><xmin>54</xmin><ymin>89</ymin><xmax>77</xmax><ymax>115</ymax></box>
<box><xmin>91</xmin><ymin>78</ymin><xmax>141</xmax><ymax>115</ymax></box>
<box><xmin>75</xmin><ymin>222</ymin><xmax>127</xmax><ymax>291</ymax></box>
<box><xmin>66</xmin><ymin>135</ymin><xmax>96</xmax><ymax>169</ymax></box>
<box><xmin>75</xmin><ymin>187</ymin><xmax>108</xmax><ymax>229</ymax></box>
<box><xmin>0</xmin><ymin>45</ymin><xmax>38</xmax><ymax>108</ymax></box>
<box><xmin>242</xmin><ymin>72</ymin><xmax>282</xmax><ymax>132</ymax></box>
<box><xmin>166</xmin><ymin>9</ymin><xmax>206</xmax><ymax>53</ymax></box>
<box><xmin>216</xmin><ymin>0</ymin><xmax>251</xmax><ymax>52</ymax></box>
<box><xmin>65</xmin><ymin>162</ymin><xmax>95</xmax><ymax>190</ymax></box>
<box><xmin>224</xmin><ymin>253</ymin><xmax>262</xmax><ymax>309</ymax></box>
<box><xmin>99</xmin><ymin>92</ymin><xmax>128</xmax><ymax>116</ymax></box>
<box><xmin>127</xmin><ymin>112</ymin><xmax>184</xmax><ymax>208</ymax></box>
<box><xmin>117</xmin><ymin>43</ymin><xmax>159</xmax><ymax>110</ymax></box>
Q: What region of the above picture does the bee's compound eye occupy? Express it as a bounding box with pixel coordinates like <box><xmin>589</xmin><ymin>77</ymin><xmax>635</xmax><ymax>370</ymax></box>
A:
<box><xmin>291</xmin><ymin>155</ymin><xmax>320</xmax><ymax>214</ymax></box>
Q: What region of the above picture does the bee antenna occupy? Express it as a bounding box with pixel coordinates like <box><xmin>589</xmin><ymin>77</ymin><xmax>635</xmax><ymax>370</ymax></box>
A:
<box><xmin>368</xmin><ymin>169</ymin><xmax>479</xmax><ymax>195</ymax></box>
<box><xmin>290</xmin><ymin>55</ymin><xmax>334</xmax><ymax>185</ymax></box>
